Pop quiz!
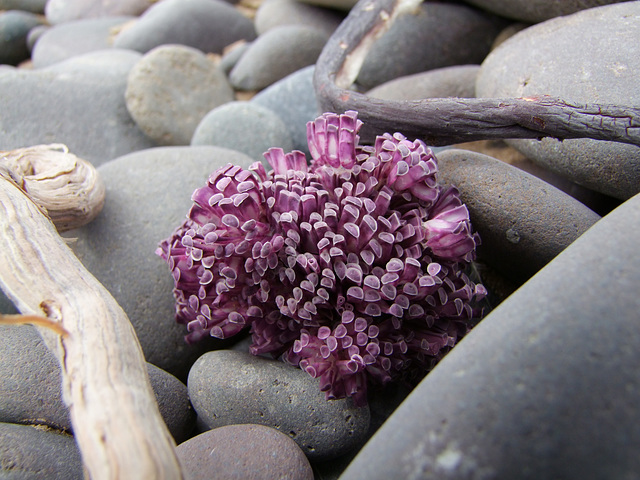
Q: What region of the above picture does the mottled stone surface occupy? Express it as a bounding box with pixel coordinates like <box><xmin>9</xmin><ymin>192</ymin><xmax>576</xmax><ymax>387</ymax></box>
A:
<box><xmin>463</xmin><ymin>0</ymin><xmax>630</xmax><ymax>23</ymax></box>
<box><xmin>125</xmin><ymin>44</ymin><xmax>234</xmax><ymax>145</ymax></box>
<box><xmin>476</xmin><ymin>2</ymin><xmax>640</xmax><ymax>200</ymax></box>
<box><xmin>437</xmin><ymin>149</ymin><xmax>601</xmax><ymax>283</ymax></box>
<box><xmin>0</xmin><ymin>423</ymin><xmax>83</xmax><ymax>479</ymax></box>
<box><xmin>0</xmin><ymin>324</ymin><xmax>196</xmax><ymax>443</ymax></box>
<box><xmin>366</xmin><ymin>65</ymin><xmax>480</xmax><ymax>101</ymax></box>
<box><xmin>112</xmin><ymin>0</ymin><xmax>256</xmax><ymax>54</ymax></box>
<box><xmin>188</xmin><ymin>350</ymin><xmax>371</xmax><ymax>460</ymax></box>
<box><xmin>356</xmin><ymin>2</ymin><xmax>506</xmax><ymax>89</ymax></box>
<box><xmin>176</xmin><ymin>424</ymin><xmax>314</xmax><ymax>480</ymax></box>
<box><xmin>191</xmin><ymin>101</ymin><xmax>292</xmax><ymax>163</ymax></box>
<box><xmin>340</xmin><ymin>192</ymin><xmax>640</xmax><ymax>480</ymax></box>
<box><xmin>63</xmin><ymin>146</ymin><xmax>256</xmax><ymax>380</ymax></box>
<box><xmin>229</xmin><ymin>25</ymin><xmax>328</xmax><ymax>91</ymax></box>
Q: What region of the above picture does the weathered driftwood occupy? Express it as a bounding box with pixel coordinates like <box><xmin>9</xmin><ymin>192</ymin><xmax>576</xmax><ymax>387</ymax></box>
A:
<box><xmin>314</xmin><ymin>0</ymin><xmax>640</xmax><ymax>146</ymax></box>
<box><xmin>0</xmin><ymin>172</ymin><xmax>183</xmax><ymax>479</ymax></box>
<box><xmin>0</xmin><ymin>144</ymin><xmax>105</xmax><ymax>232</ymax></box>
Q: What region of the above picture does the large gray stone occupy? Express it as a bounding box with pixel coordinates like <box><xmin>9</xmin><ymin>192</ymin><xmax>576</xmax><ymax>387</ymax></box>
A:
<box><xmin>436</xmin><ymin>149</ymin><xmax>600</xmax><ymax>283</ymax></box>
<box><xmin>188</xmin><ymin>350</ymin><xmax>371</xmax><ymax>460</ymax></box>
<box><xmin>340</xmin><ymin>191</ymin><xmax>640</xmax><ymax>480</ymax></box>
<box><xmin>112</xmin><ymin>0</ymin><xmax>256</xmax><ymax>54</ymax></box>
<box><xmin>356</xmin><ymin>2</ymin><xmax>506</xmax><ymax>89</ymax></box>
<box><xmin>64</xmin><ymin>146</ymin><xmax>256</xmax><ymax>380</ymax></box>
<box><xmin>462</xmin><ymin>0</ymin><xmax>631</xmax><ymax>23</ymax></box>
<box><xmin>0</xmin><ymin>422</ymin><xmax>83</xmax><ymax>479</ymax></box>
<box><xmin>125</xmin><ymin>44</ymin><xmax>234</xmax><ymax>146</ymax></box>
<box><xmin>476</xmin><ymin>2</ymin><xmax>640</xmax><ymax>200</ymax></box>
<box><xmin>0</xmin><ymin>49</ymin><xmax>156</xmax><ymax>167</ymax></box>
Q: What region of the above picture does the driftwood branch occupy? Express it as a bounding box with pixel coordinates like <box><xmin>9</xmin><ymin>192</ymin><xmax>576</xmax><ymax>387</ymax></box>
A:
<box><xmin>0</xmin><ymin>173</ymin><xmax>182</xmax><ymax>479</ymax></box>
<box><xmin>314</xmin><ymin>0</ymin><xmax>640</xmax><ymax>146</ymax></box>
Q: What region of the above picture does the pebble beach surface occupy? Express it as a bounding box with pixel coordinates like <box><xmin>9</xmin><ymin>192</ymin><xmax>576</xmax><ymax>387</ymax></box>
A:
<box><xmin>1</xmin><ymin>0</ymin><xmax>639</xmax><ymax>479</ymax></box>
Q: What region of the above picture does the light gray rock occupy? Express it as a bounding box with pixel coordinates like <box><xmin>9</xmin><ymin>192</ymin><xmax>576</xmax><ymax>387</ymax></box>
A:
<box><xmin>254</xmin><ymin>0</ymin><xmax>345</xmax><ymax>37</ymax></box>
<box><xmin>437</xmin><ymin>149</ymin><xmax>601</xmax><ymax>282</ymax></box>
<box><xmin>191</xmin><ymin>101</ymin><xmax>293</xmax><ymax>163</ymax></box>
<box><xmin>229</xmin><ymin>25</ymin><xmax>329</xmax><ymax>91</ymax></box>
<box><xmin>176</xmin><ymin>424</ymin><xmax>314</xmax><ymax>480</ymax></box>
<box><xmin>0</xmin><ymin>10</ymin><xmax>45</xmax><ymax>65</ymax></box>
<box><xmin>31</xmin><ymin>16</ymin><xmax>135</xmax><ymax>68</ymax></box>
<box><xmin>476</xmin><ymin>2</ymin><xmax>640</xmax><ymax>200</ymax></box>
<box><xmin>188</xmin><ymin>350</ymin><xmax>371</xmax><ymax>460</ymax></box>
<box><xmin>125</xmin><ymin>44</ymin><xmax>234</xmax><ymax>146</ymax></box>
<box><xmin>340</xmin><ymin>191</ymin><xmax>640</xmax><ymax>480</ymax></box>
<box><xmin>252</xmin><ymin>65</ymin><xmax>320</xmax><ymax>156</ymax></box>
<box><xmin>0</xmin><ymin>324</ymin><xmax>196</xmax><ymax>443</ymax></box>
<box><xmin>0</xmin><ymin>423</ymin><xmax>83</xmax><ymax>479</ymax></box>
<box><xmin>113</xmin><ymin>0</ymin><xmax>256</xmax><ymax>54</ymax></box>
<box><xmin>63</xmin><ymin>146</ymin><xmax>256</xmax><ymax>380</ymax></box>
<box><xmin>366</xmin><ymin>65</ymin><xmax>480</xmax><ymax>101</ymax></box>
<box><xmin>45</xmin><ymin>0</ymin><xmax>153</xmax><ymax>24</ymax></box>
<box><xmin>462</xmin><ymin>0</ymin><xmax>630</xmax><ymax>23</ymax></box>
<box><xmin>356</xmin><ymin>2</ymin><xmax>506</xmax><ymax>89</ymax></box>
<box><xmin>0</xmin><ymin>49</ymin><xmax>156</xmax><ymax>167</ymax></box>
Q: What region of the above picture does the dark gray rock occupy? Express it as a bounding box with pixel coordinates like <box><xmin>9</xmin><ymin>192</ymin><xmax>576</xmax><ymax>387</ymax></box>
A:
<box><xmin>176</xmin><ymin>424</ymin><xmax>314</xmax><ymax>480</ymax></box>
<box><xmin>112</xmin><ymin>0</ymin><xmax>256</xmax><ymax>54</ymax></box>
<box><xmin>188</xmin><ymin>350</ymin><xmax>371</xmax><ymax>460</ymax></box>
<box><xmin>0</xmin><ymin>0</ymin><xmax>47</xmax><ymax>14</ymax></box>
<box><xmin>0</xmin><ymin>10</ymin><xmax>45</xmax><ymax>65</ymax></box>
<box><xmin>366</xmin><ymin>65</ymin><xmax>480</xmax><ymax>101</ymax></box>
<box><xmin>254</xmin><ymin>0</ymin><xmax>345</xmax><ymax>37</ymax></box>
<box><xmin>436</xmin><ymin>149</ymin><xmax>601</xmax><ymax>283</ymax></box>
<box><xmin>476</xmin><ymin>2</ymin><xmax>640</xmax><ymax>200</ymax></box>
<box><xmin>191</xmin><ymin>101</ymin><xmax>293</xmax><ymax>163</ymax></box>
<box><xmin>0</xmin><ymin>291</ymin><xmax>17</xmax><ymax>314</ymax></box>
<box><xmin>295</xmin><ymin>0</ymin><xmax>356</xmax><ymax>10</ymax></box>
<box><xmin>229</xmin><ymin>25</ymin><xmax>328</xmax><ymax>91</ymax></box>
<box><xmin>31</xmin><ymin>16</ymin><xmax>135</xmax><ymax>68</ymax></box>
<box><xmin>0</xmin><ymin>49</ymin><xmax>156</xmax><ymax>167</ymax></box>
<box><xmin>45</xmin><ymin>0</ymin><xmax>153</xmax><ymax>24</ymax></box>
<box><xmin>462</xmin><ymin>0</ymin><xmax>630</xmax><ymax>23</ymax></box>
<box><xmin>0</xmin><ymin>324</ymin><xmax>196</xmax><ymax>443</ymax></box>
<box><xmin>63</xmin><ymin>146</ymin><xmax>256</xmax><ymax>380</ymax></box>
<box><xmin>356</xmin><ymin>2</ymin><xmax>506</xmax><ymax>89</ymax></box>
<box><xmin>252</xmin><ymin>65</ymin><xmax>320</xmax><ymax>156</ymax></box>
<box><xmin>340</xmin><ymin>191</ymin><xmax>640</xmax><ymax>480</ymax></box>
<box><xmin>125</xmin><ymin>44</ymin><xmax>234</xmax><ymax>146</ymax></box>
<box><xmin>0</xmin><ymin>422</ymin><xmax>83</xmax><ymax>479</ymax></box>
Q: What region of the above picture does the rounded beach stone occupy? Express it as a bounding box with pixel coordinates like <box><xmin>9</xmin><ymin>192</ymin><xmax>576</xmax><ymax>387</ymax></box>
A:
<box><xmin>229</xmin><ymin>25</ymin><xmax>329</xmax><ymax>91</ymax></box>
<box><xmin>45</xmin><ymin>0</ymin><xmax>154</xmax><ymax>24</ymax></box>
<box><xmin>436</xmin><ymin>148</ymin><xmax>600</xmax><ymax>283</ymax></box>
<box><xmin>254</xmin><ymin>0</ymin><xmax>345</xmax><ymax>37</ymax></box>
<box><xmin>0</xmin><ymin>49</ymin><xmax>156</xmax><ymax>167</ymax></box>
<box><xmin>365</xmin><ymin>65</ymin><xmax>480</xmax><ymax>101</ymax></box>
<box><xmin>176</xmin><ymin>424</ymin><xmax>314</xmax><ymax>480</ymax></box>
<box><xmin>0</xmin><ymin>422</ymin><xmax>83</xmax><ymax>479</ymax></box>
<box><xmin>251</xmin><ymin>65</ymin><xmax>320</xmax><ymax>156</ymax></box>
<box><xmin>191</xmin><ymin>101</ymin><xmax>293</xmax><ymax>163</ymax></box>
<box><xmin>0</xmin><ymin>10</ymin><xmax>45</xmax><ymax>65</ymax></box>
<box><xmin>112</xmin><ymin>0</ymin><xmax>256</xmax><ymax>54</ymax></box>
<box><xmin>476</xmin><ymin>2</ymin><xmax>640</xmax><ymax>200</ymax></box>
<box><xmin>356</xmin><ymin>2</ymin><xmax>506</xmax><ymax>90</ymax></box>
<box><xmin>63</xmin><ymin>146</ymin><xmax>256</xmax><ymax>380</ymax></box>
<box><xmin>462</xmin><ymin>0</ymin><xmax>630</xmax><ymax>23</ymax></box>
<box><xmin>125</xmin><ymin>45</ymin><xmax>234</xmax><ymax>146</ymax></box>
<box><xmin>340</xmin><ymin>192</ymin><xmax>640</xmax><ymax>480</ymax></box>
<box><xmin>31</xmin><ymin>16</ymin><xmax>135</xmax><ymax>68</ymax></box>
<box><xmin>0</xmin><ymin>324</ymin><xmax>196</xmax><ymax>443</ymax></box>
<box><xmin>188</xmin><ymin>350</ymin><xmax>371</xmax><ymax>460</ymax></box>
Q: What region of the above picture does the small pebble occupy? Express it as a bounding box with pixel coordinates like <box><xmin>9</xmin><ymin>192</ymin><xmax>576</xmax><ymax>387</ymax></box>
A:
<box><xmin>176</xmin><ymin>424</ymin><xmax>314</xmax><ymax>480</ymax></box>
<box><xmin>188</xmin><ymin>350</ymin><xmax>371</xmax><ymax>460</ymax></box>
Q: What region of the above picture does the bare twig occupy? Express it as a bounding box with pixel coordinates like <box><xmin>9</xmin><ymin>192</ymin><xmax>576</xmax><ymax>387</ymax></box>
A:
<box><xmin>314</xmin><ymin>0</ymin><xmax>640</xmax><ymax>146</ymax></box>
<box><xmin>0</xmin><ymin>175</ymin><xmax>183</xmax><ymax>479</ymax></box>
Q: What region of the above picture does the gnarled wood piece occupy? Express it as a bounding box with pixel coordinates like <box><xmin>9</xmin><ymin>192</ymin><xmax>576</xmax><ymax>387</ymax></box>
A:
<box><xmin>314</xmin><ymin>0</ymin><xmax>640</xmax><ymax>146</ymax></box>
<box><xmin>0</xmin><ymin>173</ymin><xmax>183</xmax><ymax>480</ymax></box>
